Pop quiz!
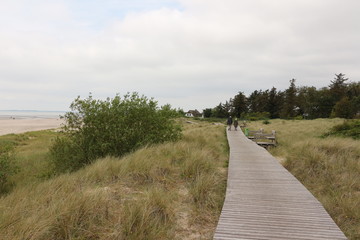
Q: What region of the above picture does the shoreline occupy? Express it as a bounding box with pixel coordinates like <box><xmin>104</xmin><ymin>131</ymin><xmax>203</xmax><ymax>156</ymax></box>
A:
<box><xmin>0</xmin><ymin>118</ymin><xmax>65</xmax><ymax>136</ymax></box>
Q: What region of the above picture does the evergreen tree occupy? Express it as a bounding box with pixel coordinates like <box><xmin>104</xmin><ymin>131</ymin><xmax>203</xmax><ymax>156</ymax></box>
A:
<box><xmin>208</xmin><ymin>73</ymin><xmax>359</xmax><ymax>120</ymax></box>
<box><xmin>223</xmin><ymin>100</ymin><xmax>233</xmax><ymax>116</ymax></box>
<box><xmin>351</xmin><ymin>96</ymin><xmax>360</xmax><ymax>117</ymax></box>
<box><xmin>280</xmin><ymin>79</ymin><xmax>298</xmax><ymax>118</ymax></box>
<box><xmin>212</xmin><ymin>103</ymin><xmax>228</xmax><ymax>118</ymax></box>
<box><xmin>232</xmin><ymin>92</ymin><xmax>247</xmax><ymax>118</ymax></box>
<box><xmin>315</xmin><ymin>87</ymin><xmax>334</xmax><ymax>118</ymax></box>
<box><xmin>346</xmin><ymin>82</ymin><xmax>360</xmax><ymax>99</ymax></box>
<box><xmin>267</xmin><ymin>87</ymin><xmax>283</xmax><ymax>118</ymax></box>
<box><xmin>247</xmin><ymin>90</ymin><xmax>259</xmax><ymax>113</ymax></box>
<box><xmin>247</xmin><ymin>90</ymin><xmax>268</xmax><ymax>113</ymax></box>
<box><xmin>329</xmin><ymin>73</ymin><xmax>349</xmax><ymax>103</ymax></box>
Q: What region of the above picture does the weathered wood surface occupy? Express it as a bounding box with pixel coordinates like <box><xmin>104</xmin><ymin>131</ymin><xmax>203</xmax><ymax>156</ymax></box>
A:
<box><xmin>248</xmin><ymin>130</ymin><xmax>277</xmax><ymax>148</ymax></box>
<box><xmin>213</xmin><ymin>130</ymin><xmax>347</xmax><ymax>240</ymax></box>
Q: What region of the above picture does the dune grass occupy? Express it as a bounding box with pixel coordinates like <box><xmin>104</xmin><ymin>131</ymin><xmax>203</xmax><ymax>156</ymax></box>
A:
<box><xmin>0</xmin><ymin>130</ymin><xmax>58</xmax><ymax>193</ymax></box>
<box><xmin>246</xmin><ymin>118</ymin><xmax>360</xmax><ymax>239</ymax></box>
<box><xmin>0</xmin><ymin>120</ymin><xmax>228</xmax><ymax>240</ymax></box>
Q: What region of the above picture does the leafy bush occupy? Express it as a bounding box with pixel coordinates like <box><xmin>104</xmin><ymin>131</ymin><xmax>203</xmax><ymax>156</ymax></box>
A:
<box><xmin>50</xmin><ymin>93</ymin><xmax>182</xmax><ymax>172</ymax></box>
<box><xmin>293</xmin><ymin>115</ymin><xmax>304</xmax><ymax>120</ymax></box>
<box><xmin>323</xmin><ymin>120</ymin><xmax>360</xmax><ymax>139</ymax></box>
<box><xmin>0</xmin><ymin>144</ymin><xmax>18</xmax><ymax>194</ymax></box>
<box><xmin>241</xmin><ymin>112</ymin><xmax>270</xmax><ymax>121</ymax></box>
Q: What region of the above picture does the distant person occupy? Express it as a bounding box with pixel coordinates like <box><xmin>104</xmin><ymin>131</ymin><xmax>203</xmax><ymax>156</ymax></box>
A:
<box><xmin>234</xmin><ymin>118</ymin><xmax>239</xmax><ymax>131</ymax></box>
<box><xmin>227</xmin><ymin>116</ymin><xmax>233</xmax><ymax>131</ymax></box>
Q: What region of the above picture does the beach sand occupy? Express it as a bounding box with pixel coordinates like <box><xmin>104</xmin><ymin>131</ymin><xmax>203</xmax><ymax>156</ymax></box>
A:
<box><xmin>0</xmin><ymin>118</ymin><xmax>65</xmax><ymax>136</ymax></box>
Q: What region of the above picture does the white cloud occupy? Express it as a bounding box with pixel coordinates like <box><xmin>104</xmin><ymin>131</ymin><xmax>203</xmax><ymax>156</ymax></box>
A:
<box><xmin>0</xmin><ymin>0</ymin><xmax>359</xmax><ymax>111</ymax></box>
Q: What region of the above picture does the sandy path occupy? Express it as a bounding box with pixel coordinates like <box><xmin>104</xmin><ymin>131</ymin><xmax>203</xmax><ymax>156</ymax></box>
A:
<box><xmin>0</xmin><ymin>118</ymin><xmax>65</xmax><ymax>136</ymax></box>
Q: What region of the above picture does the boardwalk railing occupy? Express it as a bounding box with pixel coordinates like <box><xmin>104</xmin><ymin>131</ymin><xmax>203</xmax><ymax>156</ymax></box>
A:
<box><xmin>213</xmin><ymin>129</ymin><xmax>347</xmax><ymax>240</ymax></box>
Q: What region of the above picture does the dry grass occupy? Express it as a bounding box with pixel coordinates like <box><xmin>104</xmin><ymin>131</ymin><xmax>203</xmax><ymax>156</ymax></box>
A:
<box><xmin>0</xmin><ymin>120</ymin><xmax>228</xmax><ymax>240</ymax></box>
<box><xmin>247</xmin><ymin>118</ymin><xmax>360</xmax><ymax>239</ymax></box>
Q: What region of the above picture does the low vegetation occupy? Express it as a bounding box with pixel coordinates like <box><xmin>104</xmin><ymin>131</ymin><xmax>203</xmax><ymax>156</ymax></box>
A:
<box><xmin>4</xmin><ymin>108</ymin><xmax>358</xmax><ymax>239</ymax></box>
<box><xmin>0</xmin><ymin>131</ymin><xmax>59</xmax><ymax>194</ymax></box>
<box><xmin>323</xmin><ymin>120</ymin><xmax>360</xmax><ymax>139</ymax></box>
<box><xmin>247</xmin><ymin>119</ymin><xmax>360</xmax><ymax>239</ymax></box>
<box><xmin>51</xmin><ymin>93</ymin><xmax>182</xmax><ymax>173</ymax></box>
<box><xmin>0</xmin><ymin>120</ymin><xmax>228</xmax><ymax>239</ymax></box>
<box><xmin>0</xmin><ymin>143</ymin><xmax>17</xmax><ymax>194</ymax></box>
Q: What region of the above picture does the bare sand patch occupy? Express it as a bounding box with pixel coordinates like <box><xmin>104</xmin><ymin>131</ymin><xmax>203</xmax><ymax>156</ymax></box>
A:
<box><xmin>0</xmin><ymin>118</ymin><xmax>65</xmax><ymax>136</ymax></box>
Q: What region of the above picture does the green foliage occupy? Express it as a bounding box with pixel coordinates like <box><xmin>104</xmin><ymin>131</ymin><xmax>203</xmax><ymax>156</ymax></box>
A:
<box><xmin>50</xmin><ymin>93</ymin><xmax>182</xmax><ymax>173</ymax></box>
<box><xmin>268</xmin><ymin>87</ymin><xmax>284</xmax><ymax>118</ymax></box>
<box><xmin>247</xmin><ymin>90</ymin><xmax>268</xmax><ymax>113</ymax></box>
<box><xmin>241</xmin><ymin>112</ymin><xmax>270</xmax><ymax>121</ymax></box>
<box><xmin>232</xmin><ymin>92</ymin><xmax>247</xmax><ymax>118</ymax></box>
<box><xmin>211</xmin><ymin>73</ymin><xmax>360</xmax><ymax>120</ymax></box>
<box><xmin>329</xmin><ymin>73</ymin><xmax>349</xmax><ymax>104</ymax></box>
<box><xmin>262</xmin><ymin>119</ymin><xmax>271</xmax><ymax>125</ymax></box>
<box><xmin>212</xmin><ymin>103</ymin><xmax>230</xmax><ymax>118</ymax></box>
<box><xmin>202</xmin><ymin>108</ymin><xmax>213</xmax><ymax>118</ymax></box>
<box><xmin>331</xmin><ymin>97</ymin><xmax>355</xmax><ymax>119</ymax></box>
<box><xmin>0</xmin><ymin>144</ymin><xmax>18</xmax><ymax>194</ymax></box>
<box><xmin>323</xmin><ymin>120</ymin><xmax>360</xmax><ymax>139</ymax></box>
<box><xmin>280</xmin><ymin>78</ymin><xmax>298</xmax><ymax>118</ymax></box>
<box><xmin>293</xmin><ymin>115</ymin><xmax>303</xmax><ymax>120</ymax></box>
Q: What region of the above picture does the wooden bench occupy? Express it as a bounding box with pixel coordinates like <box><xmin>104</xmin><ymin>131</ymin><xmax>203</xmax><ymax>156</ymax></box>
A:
<box><xmin>247</xmin><ymin>129</ymin><xmax>277</xmax><ymax>148</ymax></box>
<box><xmin>247</xmin><ymin>129</ymin><xmax>263</xmax><ymax>139</ymax></box>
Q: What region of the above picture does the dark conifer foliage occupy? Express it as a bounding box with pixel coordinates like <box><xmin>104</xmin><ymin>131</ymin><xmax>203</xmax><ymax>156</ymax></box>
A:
<box><xmin>206</xmin><ymin>73</ymin><xmax>359</xmax><ymax>119</ymax></box>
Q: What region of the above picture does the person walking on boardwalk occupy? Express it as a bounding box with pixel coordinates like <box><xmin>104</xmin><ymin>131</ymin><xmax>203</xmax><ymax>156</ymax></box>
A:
<box><xmin>234</xmin><ymin>118</ymin><xmax>239</xmax><ymax>131</ymax></box>
<box><xmin>227</xmin><ymin>116</ymin><xmax>233</xmax><ymax>131</ymax></box>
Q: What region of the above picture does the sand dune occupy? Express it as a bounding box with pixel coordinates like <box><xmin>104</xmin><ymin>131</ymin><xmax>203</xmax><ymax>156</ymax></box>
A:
<box><xmin>0</xmin><ymin>118</ymin><xmax>65</xmax><ymax>136</ymax></box>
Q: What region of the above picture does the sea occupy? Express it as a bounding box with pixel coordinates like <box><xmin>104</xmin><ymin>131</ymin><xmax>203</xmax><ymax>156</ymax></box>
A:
<box><xmin>0</xmin><ymin>110</ymin><xmax>66</xmax><ymax>120</ymax></box>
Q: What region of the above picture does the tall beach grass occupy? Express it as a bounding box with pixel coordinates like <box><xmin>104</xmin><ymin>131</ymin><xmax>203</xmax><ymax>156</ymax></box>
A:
<box><xmin>0</xmin><ymin>120</ymin><xmax>228</xmax><ymax>239</ymax></box>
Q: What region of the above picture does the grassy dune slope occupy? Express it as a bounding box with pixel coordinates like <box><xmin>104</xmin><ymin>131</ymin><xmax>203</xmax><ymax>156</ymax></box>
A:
<box><xmin>247</xmin><ymin>119</ymin><xmax>360</xmax><ymax>239</ymax></box>
<box><xmin>0</xmin><ymin>121</ymin><xmax>228</xmax><ymax>240</ymax></box>
<box><xmin>1</xmin><ymin>131</ymin><xmax>58</xmax><ymax>188</ymax></box>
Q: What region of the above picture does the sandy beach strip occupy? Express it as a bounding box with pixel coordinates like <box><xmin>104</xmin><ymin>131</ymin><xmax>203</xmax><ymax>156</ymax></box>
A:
<box><xmin>0</xmin><ymin>118</ymin><xmax>65</xmax><ymax>136</ymax></box>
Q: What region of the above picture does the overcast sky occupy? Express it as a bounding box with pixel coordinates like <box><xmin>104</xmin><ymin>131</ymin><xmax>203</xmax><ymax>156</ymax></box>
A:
<box><xmin>1</xmin><ymin>0</ymin><xmax>359</xmax><ymax>111</ymax></box>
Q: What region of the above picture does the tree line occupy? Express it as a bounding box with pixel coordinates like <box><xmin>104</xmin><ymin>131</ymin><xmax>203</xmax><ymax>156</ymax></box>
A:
<box><xmin>204</xmin><ymin>73</ymin><xmax>360</xmax><ymax>120</ymax></box>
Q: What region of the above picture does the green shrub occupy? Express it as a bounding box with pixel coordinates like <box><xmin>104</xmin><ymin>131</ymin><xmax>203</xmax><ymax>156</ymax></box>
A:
<box><xmin>293</xmin><ymin>115</ymin><xmax>304</xmax><ymax>120</ymax></box>
<box><xmin>323</xmin><ymin>120</ymin><xmax>360</xmax><ymax>139</ymax></box>
<box><xmin>262</xmin><ymin>119</ymin><xmax>271</xmax><ymax>125</ymax></box>
<box><xmin>0</xmin><ymin>144</ymin><xmax>18</xmax><ymax>194</ymax></box>
<box><xmin>50</xmin><ymin>93</ymin><xmax>182</xmax><ymax>173</ymax></box>
<box><xmin>241</xmin><ymin>112</ymin><xmax>270</xmax><ymax>121</ymax></box>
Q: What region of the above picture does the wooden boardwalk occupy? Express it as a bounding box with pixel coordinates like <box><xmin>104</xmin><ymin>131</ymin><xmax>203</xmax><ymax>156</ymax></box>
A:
<box><xmin>214</xmin><ymin>129</ymin><xmax>347</xmax><ymax>240</ymax></box>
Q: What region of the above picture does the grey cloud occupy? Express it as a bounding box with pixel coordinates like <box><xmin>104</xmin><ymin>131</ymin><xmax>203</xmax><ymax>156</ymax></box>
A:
<box><xmin>0</xmin><ymin>0</ymin><xmax>359</xmax><ymax>111</ymax></box>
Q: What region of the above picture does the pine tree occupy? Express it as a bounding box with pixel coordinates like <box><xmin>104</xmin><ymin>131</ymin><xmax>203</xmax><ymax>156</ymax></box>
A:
<box><xmin>232</xmin><ymin>92</ymin><xmax>247</xmax><ymax>118</ymax></box>
<box><xmin>329</xmin><ymin>73</ymin><xmax>349</xmax><ymax>103</ymax></box>
<box><xmin>267</xmin><ymin>87</ymin><xmax>283</xmax><ymax>118</ymax></box>
<box><xmin>281</xmin><ymin>79</ymin><xmax>298</xmax><ymax>118</ymax></box>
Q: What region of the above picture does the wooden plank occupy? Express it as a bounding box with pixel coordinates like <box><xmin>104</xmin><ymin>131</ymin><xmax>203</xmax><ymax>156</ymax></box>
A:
<box><xmin>213</xmin><ymin>130</ymin><xmax>347</xmax><ymax>240</ymax></box>
<box><xmin>256</xmin><ymin>142</ymin><xmax>276</xmax><ymax>145</ymax></box>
